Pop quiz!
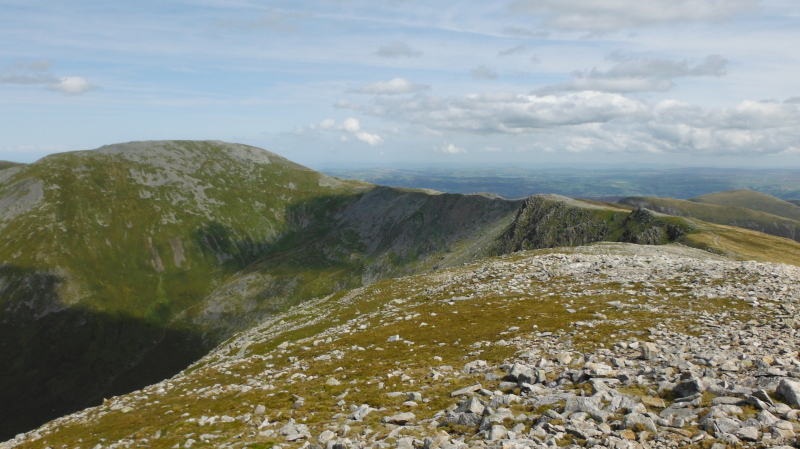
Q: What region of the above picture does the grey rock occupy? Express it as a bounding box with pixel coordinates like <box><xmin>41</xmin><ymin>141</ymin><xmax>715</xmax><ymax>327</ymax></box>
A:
<box><xmin>735</xmin><ymin>426</ymin><xmax>759</xmax><ymax>441</ymax></box>
<box><xmin>777</xmin><ymin>378</ymin><xmax>800</xmax><ymax>407</ymax></box>
<box><xmin>456</xmin><ymin>397</ymin><xmax>485</xmax><ymax>415</ymax></box>
<box><xmin>621</xmin><ymin>413</ymin><xmax>657</xmax><ymax>433</ymax></box>
<box><xmin>488</xmin><ymin>424</ymin><xmax>507</xmax><ymax>441</ymax></box>
<box><xmin>382</xmin><ymin>412</ymin><xmax>416</xmax><ymax>425</ymax></box>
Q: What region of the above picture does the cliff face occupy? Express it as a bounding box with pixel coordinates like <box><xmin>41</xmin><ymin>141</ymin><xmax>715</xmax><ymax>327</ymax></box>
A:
<box><xmin>493</xmin><ymin>195</ymin><xmax>691</xmax><ymax>254</ymax></box>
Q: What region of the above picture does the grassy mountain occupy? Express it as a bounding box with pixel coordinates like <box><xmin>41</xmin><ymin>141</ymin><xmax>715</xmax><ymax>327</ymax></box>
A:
<box><xmin>618</xmin><ymin>194</ymin><xmax>800</xmax><ymax>243</ymax></box>
<box><xmin>0</xmin><ymin>141</ymin><xmax>528</xmax><ymax>439</ymax></box>
<box><xmin>690</xmin><ymin>189</ymin><xmax>800</xmax><ymax>221</ymax></box>
<box><xmin>4</xmin><ymin>141</ymin><xmax>800</xmax><ymax>441</ymax></box>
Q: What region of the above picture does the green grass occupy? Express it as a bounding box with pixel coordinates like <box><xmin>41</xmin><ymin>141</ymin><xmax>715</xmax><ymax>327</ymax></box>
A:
<box><xmin>691</xmin><ymin>189</ymin><xmax>800</xmax><ymax>221</ymax></box>
<box><xmin>619</xmin><ymin>195</ymin><xmax>800</xmax><ymax>244</ymax></box>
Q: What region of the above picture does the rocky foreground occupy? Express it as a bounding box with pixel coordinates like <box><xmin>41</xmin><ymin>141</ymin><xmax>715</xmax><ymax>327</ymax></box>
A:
<box><xmin>4</xmin><ymin>243</ymin><xmax>800</xmax><ymax>449</ymax></box>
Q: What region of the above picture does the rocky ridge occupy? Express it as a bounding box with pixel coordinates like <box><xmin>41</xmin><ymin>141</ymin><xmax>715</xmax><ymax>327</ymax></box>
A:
<box><xmin>5</xmin><ymin>243</ymin><xmax>800</xmax><ymax>449</ymax></box>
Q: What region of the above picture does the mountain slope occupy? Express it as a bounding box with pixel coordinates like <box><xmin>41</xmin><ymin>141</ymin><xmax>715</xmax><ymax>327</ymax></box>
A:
<box><xmin>690</xmin><ymin>189</ymin><xmax>800</xmax><ymax>221</ymax></box>
<box><xmin>618</xmin><ymin>195</ymin><xmax>800</xmax><ymax>243</ymax></box>
<box><xmin>6</xmin><ymin>243</ymin><xmax>800</xmax><ymax>449</ymax></box>
<box><xmin>0</xmin><ymin>141</ymin><xmax>525</xmax><ymax>439</ymax></box>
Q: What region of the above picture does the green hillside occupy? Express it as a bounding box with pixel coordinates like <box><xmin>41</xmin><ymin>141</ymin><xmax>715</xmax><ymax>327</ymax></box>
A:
<box><xmin>690</xmin><ymin>189</ymin><xmax>800</xmax><ymax>221</ymax></box>
<box><xmin>0</xmin><ymin>141</ymin><xmax>525</xmax><ymax>439</ymax></box>
<box><xmin>0</xmin><ymin>161</ymin><xmax>24</xmax><ymax>171</ymax></box>
<box><xmin>618</xmin><ymin>196</ymin><xmax>800</xmax><ymax>243</ymax></box>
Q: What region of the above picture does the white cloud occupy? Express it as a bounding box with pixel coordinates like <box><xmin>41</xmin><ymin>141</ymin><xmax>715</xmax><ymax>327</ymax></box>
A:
<box><xmin>332</xmin><ymin>117</ymin><xmax>383</xmax><ymax>146</ymax></box>
<box><xmin>510</xmin><ymin>0</ymin><xmax>761</xmax><ymax>33</ymax></box>
<box><xmin>785</xmin><ymin>97</ymin><xmax>800</xmax><ymax>104</ymax></box>
<box><xmin>356</xmin><ymin>78</ymin><xmax>429</xmax><ymax>95</ymax></box>
<box><xmin>308</xmin><ymin>118</ymin><xmax>336</xmax><ymax>130</ymax></box>
<box><xmin>49</xmin><ymin>77</ymin><xmax>96</xmax><ymax>94</ymax></box>
<box><xmin>337</xmin><ymin>91</ymin><xmax>800</xmax><ymax>156</ymax></box>
<box><xmin>374</xmin><ymin>41</ymin><xmax>423</xmax><ymax>58</ymax></box>
<box><xmin>342</xmin><ymin>117</ymin><xmax>361</xmax><ymax>133</ymax></box>
<box><xmin>355</xmin><ymin>131</ymin><xmax>383</xmax><ymax>146</ymax></box>
<box><xmin>348</xmin><ymin>91</ymin><xmax>648</xmax><ymax>133</ymax></box>
<box><xmin>434</xmin><ymin>143</ymin><xmax>467</xmax><ymax>154</ymax></box>
<box><xmin>471</xmin><ymin>66</ymin><xmax>498</xmax><ymax>80</ymax></box>
<box><xmin>539</xmin><ymin>54</ymin><xmax>728</xmax><ymax>93</ymax></box>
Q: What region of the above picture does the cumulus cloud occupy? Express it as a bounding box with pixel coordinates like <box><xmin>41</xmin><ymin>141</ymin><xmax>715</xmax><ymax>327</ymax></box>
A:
<box><xmin>374</xmin><ymin>42</ymin><xmax>423</xmax><ymax>58</ymax></box>
<box><xmin>785</xmin><ymin>97</ymin><xmax>800</xmax><ymax>104</ymax></box>
<box><xmin>355</xmin><ymin>78</ymin><xmax>429</xmax><ymax>95</ymax></box>
<box><xmin>0</xmin><ymin>60</ymin><xmax>96</xmax><ymax>94</ymax></box>
<box><xmin>509</xmin><ymin>0</ymin><xmax>761</xmax><ymax>33</ymax></box>
<box><xmin>308</xmin><ymin>118</ymin><xmax>336</xmax><ymax>130</ymax></box>
<box><xmin>342</xmin><ymin>117</ymin><xmax>361</xmax><ymax>133</ymax></box>
<box><xmin>355</xmin><ymin>131</ymin><xmax>383</xmax><ymax>146</ymax></box>
<box><xmin>471</xmin><ymin>66</ymin><xmax>499</xmax><ymax>80</ymax></box>
<box><xmin>539</xmin><ymin>54</ymin><xmax>728</xmax><ymax>93</ymax></box>
<box><xmin>304</xmin><ymin>117</ymin><xmax>383</xmax><ymax>146</ymax></box>
<box><xmin>336</xmin><ymin>91</ymin><xmax>800</xmax><ymax>155</ymax></box>
<box><xmin>434</xmin><ymin>143</ymin><xmax>467</xmax><ymax>154</ymax></box>
<box><xmin>49</xmin><ymin>77</ymin><xmax>96</xmax><ymax>94</ymax></box>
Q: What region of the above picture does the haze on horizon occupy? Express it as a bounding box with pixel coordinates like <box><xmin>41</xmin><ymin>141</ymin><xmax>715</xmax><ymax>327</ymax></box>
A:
<box><xmin>1</xmin><ymin>0</ymin><xmax>800</xmax><ymax>169</ymax></box>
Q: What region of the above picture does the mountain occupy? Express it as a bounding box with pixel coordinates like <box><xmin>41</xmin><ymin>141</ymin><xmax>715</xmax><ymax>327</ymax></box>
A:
<box><xmin>690</xmin><ymin>189</ymin><xmax>800</xmax><ymax>222</ymax></box>
<box><xmin>0</xmin><ymin>141</ymin><xmax>534</xmax><ymax>439</ymax></box>
<box><xmin>3</xmin><ymin>141</ymin><xmax>800</xmax><ymax>441</ymax></box>
<box><xmin>618</xmin><ymin>194</ymin><xmax>800</xmax><ymax>243</ymax></box>
<box><xmin>5</xmin><ymin>243</ymin><xmax>800</xmax><ymax>449</ymax></box>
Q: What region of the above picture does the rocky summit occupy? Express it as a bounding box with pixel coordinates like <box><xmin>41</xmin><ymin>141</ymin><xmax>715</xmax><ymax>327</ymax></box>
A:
<box><xmin>5</xmin><ymin>243</ymin><xmax>800</xmax><ymax>449</ymax></box>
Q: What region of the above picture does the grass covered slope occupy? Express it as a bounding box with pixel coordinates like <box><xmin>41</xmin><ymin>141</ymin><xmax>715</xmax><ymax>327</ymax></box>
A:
<box><xmin>0</xmin><ymin>140</ymin><xmax>371</xmax><ymax>438</ymax></box>
<box><xmin>8</xmin><ymin>243</ymin><xmax>800</xmax><ymax>449</ymax></box>
<box><xmin>618</xmin><ymin>195</ymin><xmax>800</xmax><ymax>243</ymax></box>
<box><xmin>690</xmin><ymin>189</ymin><xmax>800</xmax><ymax>221</ymax></box>
<box><xmin>0</xmin><ymin>141</ymin><xmax>525</xmax><ymax>440</ymax></box>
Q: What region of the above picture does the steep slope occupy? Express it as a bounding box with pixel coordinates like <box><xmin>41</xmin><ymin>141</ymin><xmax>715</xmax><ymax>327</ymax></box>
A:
<box><xmin>691</xmin><ymin>189</ymin><xmax>800</xmax><ymax>221</ymax></box>
<box><xmin>618</xmin><ymin>196</ymin><xmax>800</xmax><ymax>242</ymax></box>
<box><xmin>493</xmin><ymin>195</ymin><xmax>691</xmax><ymax>253</ymax></box>
<box><xmin>6</xmin><ymin>243</ymin><xmax>800</xmax><ymax>449</ymax></box>
<box><xmin>0</xmin><ymin>141</ymin><xmax>524</xmax><ymax>440</ymax></box>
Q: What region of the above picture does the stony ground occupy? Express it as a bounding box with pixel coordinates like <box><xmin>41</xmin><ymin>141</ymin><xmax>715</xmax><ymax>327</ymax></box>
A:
<box><xmin>5</xmin><ymin>243</ymin><xmax>800</xmax><ymax>449</ymax></box>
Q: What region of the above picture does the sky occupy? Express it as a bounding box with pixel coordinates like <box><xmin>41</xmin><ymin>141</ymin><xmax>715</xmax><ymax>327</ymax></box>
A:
<box><xmin>1</xmin><ymin>0</ymin><xmax>800</xmax><ymax>168</ymax></box>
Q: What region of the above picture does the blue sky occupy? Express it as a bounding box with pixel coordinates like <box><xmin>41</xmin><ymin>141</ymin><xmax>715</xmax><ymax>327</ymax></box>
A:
<box><xmin>2</xmin><ymin>0</ymin><xmax>800</xmax><ymax>168</ymax></box>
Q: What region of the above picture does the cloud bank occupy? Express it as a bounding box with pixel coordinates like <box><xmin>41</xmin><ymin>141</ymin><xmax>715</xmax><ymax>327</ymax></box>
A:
<box><xmin>338</xmin><ymin>91</ymin><xmax>800</xmax><ymax>155</ymax></box>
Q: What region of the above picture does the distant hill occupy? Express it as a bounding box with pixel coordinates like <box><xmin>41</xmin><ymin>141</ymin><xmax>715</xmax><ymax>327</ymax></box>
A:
<box><xmin>690</xmin><ymin>189</ymin><xmax>800</xmax><ymax>222</ymax></box>
<box><xmin>619</xmin><ymin>193</ymin><xmax>800</xmax><ymax>243</ymax></box>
